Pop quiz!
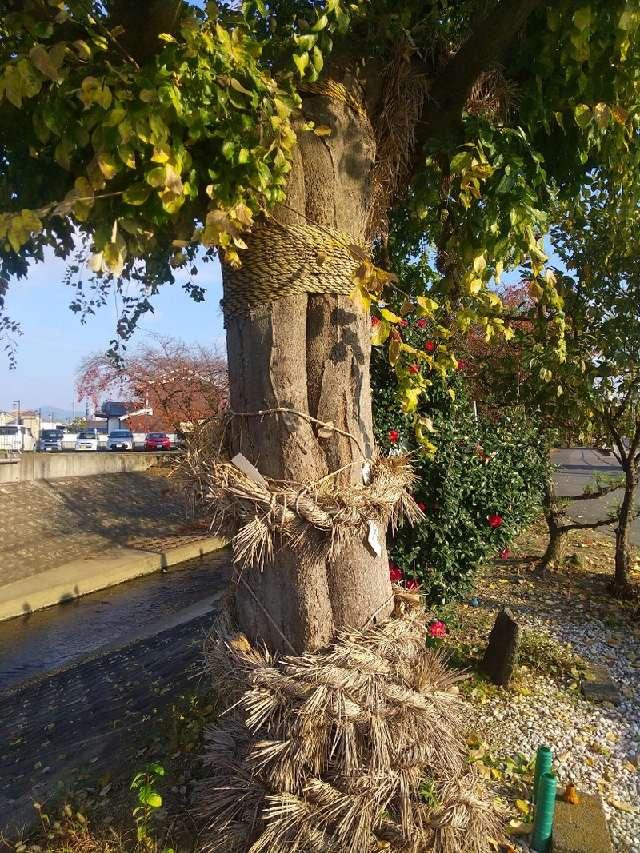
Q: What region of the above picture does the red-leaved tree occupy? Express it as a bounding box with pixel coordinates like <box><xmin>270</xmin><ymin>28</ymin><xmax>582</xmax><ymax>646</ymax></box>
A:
<box><xmin>76</xmin><ymin>336</ymin><xmax>228</xmax><ymax>432</ymax></box>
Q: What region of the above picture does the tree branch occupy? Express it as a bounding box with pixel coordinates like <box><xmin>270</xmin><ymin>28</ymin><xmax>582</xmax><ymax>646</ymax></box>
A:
<box><xmin>411</xmin><ymin>0</ymin><xmax>543</xmax><ymax>170</ymax></box>
<box><xmin>560</xmin><ymin>515</ymin><xmax>619</xmax><ymax>533</ymax></box>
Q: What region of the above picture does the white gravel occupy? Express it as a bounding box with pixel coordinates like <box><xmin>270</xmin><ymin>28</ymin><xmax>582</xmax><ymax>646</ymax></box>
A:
<box><xmin>469</xmin><ymin>580</ymin><xmax>640</xmax><ymax>851</ymax></box>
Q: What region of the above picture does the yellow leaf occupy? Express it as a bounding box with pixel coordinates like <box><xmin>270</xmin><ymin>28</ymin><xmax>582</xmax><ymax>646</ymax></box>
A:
<box><xmin>473</xmin><ymin>254</ymin><xmax>486</xmax><ymax>275</ymax></box>
<box><xmin>371</xmin><ymin>319</ymin><xmax>390</xmax><ymax>346</ymax></box>
<box><xmin>97</xmin><ymin>151</ymin><xmax>119</xmax><ymax>179</ymax></box>
<box><xmin>400</xmin><ymin>386</ymin><xmax>421</xmax><ymax>413</ymax></box>
<box><xmin>416</xmin><ymin>295</ymin><xmax>439</xmax><ymax>315</ymax></box>
<box><xmin>102</xmin><ymin>241</ymin><xmax>125</xmax><ymax>276</ymax></box>
<box><xmin>467</xmin><ymin>277</ymin><xmax>482</xmax><ymax>296</ymax></box>
<box><xmin>313</xmin><ymin>125</ymin><xmax>332</xmax><ymax>137</ymax></box>
<box><xmin>593</xmin><ymin>102</ymin><xmax>610</xmax><ymax>129</ymax></box>
<box><xmin>349</xmin><ymin>281</ymin><xmax>371</xmax><ymax>313</ymax></box>
<box><xmin>380</xmin><ymin>308</ymin><xmax>402</xmax><ymax>323</ymax></box>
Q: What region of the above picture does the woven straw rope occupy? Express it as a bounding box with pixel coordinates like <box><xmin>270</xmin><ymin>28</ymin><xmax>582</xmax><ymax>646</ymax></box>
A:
<box><xmin>222</xmin><ymin>80</ymin><xmax>370</xmax><ymax>319</ymax></box>
<box><xmin>222</xmin><ymin>219</ymin><xmax>365</xmax><ymax>318</ymax></box>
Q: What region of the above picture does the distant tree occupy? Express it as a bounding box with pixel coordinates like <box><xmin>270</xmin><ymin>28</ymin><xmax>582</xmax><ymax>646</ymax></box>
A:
<box><xmin>551</xmin><ymin>180</ymin><xmax>640</xmax><ymax>593</ymax></box>
<box><xmin>76</xmin><ymin>336</ymin><xmax>227</xmax><ymax>432</ymax></box>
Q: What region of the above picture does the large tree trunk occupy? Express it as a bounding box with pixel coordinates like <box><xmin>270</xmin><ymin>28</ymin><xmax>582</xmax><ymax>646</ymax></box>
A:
<box><xmin>222</xmin><ymin>75</ymin><xmax>394</xmax><ymax>653</ymax></box>
<box><xmin>614</xmin><ymin>462</ymin><xmax>637</xmax><ymax>593</ymax></box>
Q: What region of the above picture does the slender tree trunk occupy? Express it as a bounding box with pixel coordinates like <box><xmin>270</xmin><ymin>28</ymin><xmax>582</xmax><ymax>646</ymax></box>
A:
<box><xmin>537</xmin><ymin>479</ymin><xmax>567</xmax><ymax>576</ymax></box>
<box><xmin>222</xmin><ymin>75</ymin><xmax>394</xmax><ymax>653</ymax></box>
<box><xmin>614</xmin><ymin>462</ymin><xmax>637</xmax><ymax>593</ymax></box>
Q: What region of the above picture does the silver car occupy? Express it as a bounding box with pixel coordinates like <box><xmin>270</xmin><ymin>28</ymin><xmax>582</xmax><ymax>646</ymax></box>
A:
<box><xmin>107</xmin><ymin>429</ymin><xmax>134</xmax><ymax>451</ymax></box>
<box><xmin>38</xmin><ymin>429</ymin><xmax>63</xmax><ymax>452</ymax></box>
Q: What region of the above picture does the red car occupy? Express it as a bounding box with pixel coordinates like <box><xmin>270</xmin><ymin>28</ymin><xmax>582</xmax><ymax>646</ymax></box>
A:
<box><xmin>144</xmin><ymin>432</ymin><xmax>171</xmax><ymax>451</ymax></box>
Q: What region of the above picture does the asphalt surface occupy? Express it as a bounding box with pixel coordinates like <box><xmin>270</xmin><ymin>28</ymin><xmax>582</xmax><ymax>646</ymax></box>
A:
<box><xmin>552</xmin><ymin>447</ymin><xmax>637</xmax><ymax>543</ymax></box>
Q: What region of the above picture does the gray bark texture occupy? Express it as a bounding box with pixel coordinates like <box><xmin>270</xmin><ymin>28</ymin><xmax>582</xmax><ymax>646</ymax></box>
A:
<box><xmin>614</xmin><ymin>463</ymin><xmax>637</xmax><ymax>592</ymax></box>
<box><xmin>222</xmin><ymin>74</ymin><xmax>394</xmax><ymax>654</ymax></box>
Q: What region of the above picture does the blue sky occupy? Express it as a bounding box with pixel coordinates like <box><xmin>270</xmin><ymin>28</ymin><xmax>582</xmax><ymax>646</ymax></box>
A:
<box><xmin>1</xmin><ymin>252</ymin><xmax>225</xmax><ymax>413</ymax></box>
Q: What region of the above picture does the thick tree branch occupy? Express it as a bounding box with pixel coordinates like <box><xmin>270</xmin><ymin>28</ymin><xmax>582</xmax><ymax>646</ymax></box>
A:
<box><xmin>410</xmin><ymin>0</ymin><xmax>543</xmax><ymax>173</ymax></box>
<box><xmin>560</xmin><ymin>515</ymin><xmax>620</xmax><ymax>533</ymax></box>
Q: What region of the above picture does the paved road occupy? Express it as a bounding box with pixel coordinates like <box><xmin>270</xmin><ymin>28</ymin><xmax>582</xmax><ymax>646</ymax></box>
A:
<box><xmin>552</xmin><ymin>447</ymin><xmax>637</xmax><ymax>543</ymax></box>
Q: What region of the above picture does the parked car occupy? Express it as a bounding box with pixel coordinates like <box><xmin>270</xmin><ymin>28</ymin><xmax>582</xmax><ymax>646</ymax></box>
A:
<box><xmin>107</xmin><ymin>429</ymin><xmax>134</xmax><ymax>451</ymax></box>
<box><xmin>0</xmin><ymin>424</ymin><xmax>36</xmax><ymax>452</ymax></box>
<box><xmin>75</xmin><ymin>430</ymin><xmax>99</xmax><ymax>451</ymax></box>
<box><xmin>144</xmin><ymin>432</ymin><xmax>171</xmax><ymax>451</ymax></box>
<box><xmin>38</xmin><ymin>429</ymin><xmax>63</xmax><ymax>452</ymax></box>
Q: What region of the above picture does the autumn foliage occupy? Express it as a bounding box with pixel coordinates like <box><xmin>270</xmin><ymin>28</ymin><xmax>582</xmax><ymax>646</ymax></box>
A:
<box><xmin>76</xmin><ymin>336</ymin><xmax>227</xmax><ymax>432</ymax></box>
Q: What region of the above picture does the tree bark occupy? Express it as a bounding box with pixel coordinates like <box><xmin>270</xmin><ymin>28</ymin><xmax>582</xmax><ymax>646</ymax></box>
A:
<box><xmin>222</xmin><ymin>75</ymin><xmax>394</xmax><ymax>653</ymax></box>
<box><xmin>537</xmin><ymin>479</ymin><xmax>567</xmax><ymax>576</ymax></box>
<box><xmin>614</xmin><ymin>462</ymin><xmax>637</xmax><ymax>593</ymax></box>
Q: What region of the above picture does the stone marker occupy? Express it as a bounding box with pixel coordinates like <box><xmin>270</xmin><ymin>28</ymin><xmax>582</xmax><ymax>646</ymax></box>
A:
<box><xmin>552</xmin><ymin>792</ymin><xmax>613</xmax><ymax>853</ymax></box>
<box><xmin>580</xmin><ymin>664</ymin><xmax>622</xmax><ymax>706</ymax></box>
<box><xmin>480</xmin><ymin>608</ymin><xmax>520</xmax><ymax>687</ymax></box>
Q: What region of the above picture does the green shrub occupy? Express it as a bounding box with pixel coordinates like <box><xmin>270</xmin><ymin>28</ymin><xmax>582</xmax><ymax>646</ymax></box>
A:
<box><xmin>372</xmin><ymin>350</ymin><xmax>548</xmax><ymax>603</ymax></box>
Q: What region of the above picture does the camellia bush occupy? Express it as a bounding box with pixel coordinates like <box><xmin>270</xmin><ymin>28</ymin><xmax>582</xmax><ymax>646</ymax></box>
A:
<box><xmin>372</xmin><ymin>337</ymin><xmax>549</xmax><ymax>602</ymax></box>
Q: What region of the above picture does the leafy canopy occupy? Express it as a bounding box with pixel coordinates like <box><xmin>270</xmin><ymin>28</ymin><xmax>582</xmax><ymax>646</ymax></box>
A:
<box><xmin>1</xmin><ymin>0</ymin><xmax>640</xmax><ymax>392</ymax></box>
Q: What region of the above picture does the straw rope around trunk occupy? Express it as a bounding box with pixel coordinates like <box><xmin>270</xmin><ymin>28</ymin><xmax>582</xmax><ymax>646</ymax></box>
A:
<box><xmin>221</xmin><ymin>217</ymin><xmax>366</xmax><ymax>320</ymax></box>
<box><xmin>196</xmin><ymin>597</ymin><xmax>504</xmax><ymax>852</ymax></box>
<box><xmin>190</xmin><ymin>446</ymin><xmax>423</xmax><ymax>570</ymax></box>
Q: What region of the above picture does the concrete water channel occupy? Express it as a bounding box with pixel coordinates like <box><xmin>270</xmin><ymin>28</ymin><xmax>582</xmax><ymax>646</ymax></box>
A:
<box><xmin>0</xmin><ymin>549</ymin><xmax>230</xmax><ymax>693</ymax></box>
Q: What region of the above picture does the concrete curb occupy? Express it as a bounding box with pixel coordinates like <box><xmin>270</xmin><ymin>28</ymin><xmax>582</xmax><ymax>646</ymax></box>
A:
<box><xmin>0</xmin><ymin>536</ymin><xmax>228</xmax><ymax>622</ymax></box>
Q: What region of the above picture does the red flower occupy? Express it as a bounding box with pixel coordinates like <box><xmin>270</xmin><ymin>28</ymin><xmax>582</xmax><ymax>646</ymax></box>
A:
<box><xmin>406</xmin><ymin>579</ymin><xmax>420</xmax><ymax>591</ymax></box>
<box><xmin>389</xmin><ymin>563</ymin><xmax>403</xmax><ymax>583</ymax></box>
<box><xmin>416</xmin><ymin>501</ymin><xmax>427</xmax><ymax>512</ymax></box>
<box><xmin>416</xmin><ymin>318</ymin><xmax>427</xmax><ymax>329</ymax></box>
<box><xmin>388</xmin><ymin>429</ymin><xmax>400</xmax><ymax>444</ymax></box>
<box><xmin>399</xmin><ymin>318</ymin><xmax>408</xmax><ymax>327</ymax></box>
<box><xmin>499</xmin><ymin>547</ymin><xmax>511</xmax><ymax>560</ymax></box>
<box><xmin>408</xmin><ymin>363</ymin><xmax>420</xmax><ymax>374</ymax></box>
<box><xmin>424</xmin><ymin>340</ymin><xmax>436</xmax><ymax>353</ymax></box>
<box><xmin>457</xmin><ymin>359</ymin><xmax>467</xmax><ymax>371</ymax></box>
<box><xmin>487</xmin><ymin>514</ymin><xmax>504</xmax><ymax>529</ymax></box>
<box><xmin>371</xmin><ymin>316</ymin><xmax>380</xmax><ymax>326</ymax></box>
<box><xmin>428</xmin><ymin>620</ymin><xmax>447</xmax><ymax>639</ymax></box>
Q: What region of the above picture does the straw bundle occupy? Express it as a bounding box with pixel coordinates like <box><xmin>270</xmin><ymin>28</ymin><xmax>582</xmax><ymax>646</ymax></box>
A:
<box><xmin>197</xmin><ymin>603</ymin><xmax>503</xmax><ymax>852</ymax></box>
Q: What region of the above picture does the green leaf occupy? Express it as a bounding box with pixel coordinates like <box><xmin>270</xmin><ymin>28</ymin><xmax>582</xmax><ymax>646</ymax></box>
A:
<box><xmin>29</xmin><ymin>45</ymin><xmax>64</xmax><ymax>82</ymax></box>
<box><xmin>123</xmin><ymin>183</ymin><xmax>151</xmax><ymax>205</ymax></box>
<box><xmin>450</xmin><ymin>151</ymin><xmax>472</xmax><ymax>174</ymax></box>
<box><xmin>573</xmin><ymin>7</ymin><xmax>591</xmax><ymax>32</ymax></box>
<box><xmin>137</xmin><ymin>786</ymin><xmax>162</xmax><ymax>808</ymax></box>
<box><xmin>574</xmin><ymin>104</ymin><xmax>591</xmax><ymax>128</ymax></box>
<box><xmin>293</xmin><ymin>52</ymin><xmax>310</xmax><ymax>77</ymax></box>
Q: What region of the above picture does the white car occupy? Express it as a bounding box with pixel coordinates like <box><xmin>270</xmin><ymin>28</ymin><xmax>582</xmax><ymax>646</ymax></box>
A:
<box><xmin>75</xmin><ymin>430</ymin><xmax>99</xmax><ymax>451</ymax></box>
<box><xmin>107</xmin><ymin>429</ymin><xmax>134</xmax><ymax>451</ymax></box>
<box><xmin>0</xmin><ymin>424</ymin><xmax>36</xmax><ymax>452</ymax></box>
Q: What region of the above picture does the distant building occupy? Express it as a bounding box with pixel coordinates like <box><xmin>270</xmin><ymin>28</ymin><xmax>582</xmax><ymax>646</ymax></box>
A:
<box><xmin>0</xmin><ymin>409</ymin><xmax>42</xmax><ymax>436</ymax></box>
<box><xmin>94</xmin><ymin>401</ymin><xmax>153</xmax><ymax>433</ymax></box>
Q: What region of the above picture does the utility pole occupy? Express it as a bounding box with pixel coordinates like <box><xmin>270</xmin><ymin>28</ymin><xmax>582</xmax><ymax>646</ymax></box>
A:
<box><xmin>12</xmin><ymin>400</ymin><xmax>21</xmax><ymax>449</ymax></box>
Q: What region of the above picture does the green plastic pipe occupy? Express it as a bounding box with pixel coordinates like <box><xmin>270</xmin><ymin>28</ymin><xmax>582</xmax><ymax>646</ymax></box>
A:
<box><xmin>533</xmin><ymin>745</ymin><xmax>552</xmax><ymax>804</ymax></box>
<box><xmin>530</xmin><ymin>772</ymin><xmax>557</xmax><ymax>852</ymax></box>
